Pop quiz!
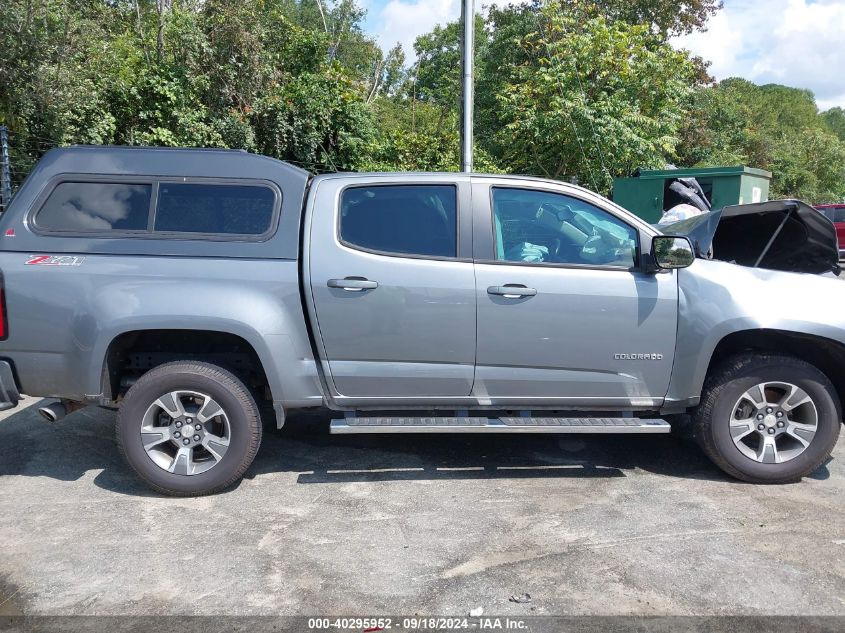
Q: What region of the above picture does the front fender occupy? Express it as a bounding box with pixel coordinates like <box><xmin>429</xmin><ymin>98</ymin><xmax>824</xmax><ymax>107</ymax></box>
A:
<box><xmin>665</xmin><ymin>259</ymin><xmax>845</xmax><ymax>406</ymax></box>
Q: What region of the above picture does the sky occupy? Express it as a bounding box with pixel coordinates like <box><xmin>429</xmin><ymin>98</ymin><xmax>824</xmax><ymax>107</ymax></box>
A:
<box><xmin>359</xmin><ymin>0</ymin><xmax>845</xmax><ymax>111</ymax></box>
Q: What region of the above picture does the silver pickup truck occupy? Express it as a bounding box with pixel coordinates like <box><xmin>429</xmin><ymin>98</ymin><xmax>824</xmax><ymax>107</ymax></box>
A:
<box><xmin>0</xmin><ymin>146</ymin><xmax>841</xmax><ymax>495</ymax></box>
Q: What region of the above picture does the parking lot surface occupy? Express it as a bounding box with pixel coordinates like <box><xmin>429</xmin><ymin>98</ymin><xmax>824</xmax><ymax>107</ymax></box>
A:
<box><xmin>0</xmin><ymin>397</ymin><xmax>843</xmax><ymax>616</ymax></box>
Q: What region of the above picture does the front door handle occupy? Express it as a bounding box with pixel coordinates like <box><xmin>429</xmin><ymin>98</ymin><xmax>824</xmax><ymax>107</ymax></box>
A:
<box><xmin>327</xmin><ymin>277</ymin><xmax>379</xmax><ymax>292</ymax></box>
<box><xmin>487</xmin><ymin>284</ymin><xmax>537</xmax><ymax>298</ymax></box>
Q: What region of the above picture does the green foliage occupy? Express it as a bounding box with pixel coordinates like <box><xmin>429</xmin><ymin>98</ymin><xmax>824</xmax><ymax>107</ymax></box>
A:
<box><xmin>253</xmin><ymin>68</ymin><xmax>376</xmax><ymax>170</ymax></box>
<box><xmin>400</xmin><ymin>0</ymin><xmax>718</xmax><ymax>185</ymax></box>
<box><xmin>0</xmin><ymin>0</ymin><xmax>842</xmax><ymax>205</ymax></box>
<box><xmin>361</xmin><ymin>98</ymin><xmax>501</xmax><ymax>173</ymax></box>
<box><xmin>822</xmin><ymin>108</ymin><xmax>845</xmax><ymax>142</ymax></box>
<box><xmin>677</xmin><ymin>80</ymin><xmax>845</xmax><ymax>203</ymax></box>
<box><xmin>492</xmin><ymin>1</ymin><xmax>699</xmax><ymax>193</ymax></box>
<box><xmin>0</xmin><ymin>0</ymin><xmax>383</xmax><ymax>177</ymax></box>
<box><xmin>412</xmin><ymin>15</ymin><xmax>486</xmax><ymax>108</ymax></box>
<box><xmin>585</xmin><ymin>0</ymin><xmax>723</xmax><ymax>37</ymax></box>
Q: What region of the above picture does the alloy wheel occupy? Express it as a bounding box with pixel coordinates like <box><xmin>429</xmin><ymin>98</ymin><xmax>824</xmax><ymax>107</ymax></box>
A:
<box><xmin>140</xmin><ymin>390</ymin><xmax>231</xmax><ymax>475</ymax></box>
<box><xmin>729</xmin><ymin>381</ymin><xmax>818</xmax><ymax>464</ymax></box>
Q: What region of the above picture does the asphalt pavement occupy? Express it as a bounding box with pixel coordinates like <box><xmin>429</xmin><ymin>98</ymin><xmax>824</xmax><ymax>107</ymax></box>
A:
<box><xmin>0</xmin><ymin>397</ymin><xmax>843</xmax><ymax>617</ymax></box>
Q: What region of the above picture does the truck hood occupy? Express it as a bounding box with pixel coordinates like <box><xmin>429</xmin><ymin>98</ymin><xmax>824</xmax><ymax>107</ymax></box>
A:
<box><xmin>660</xmin><ymin>199</ymin><xmax>840</xmax><ymax>275</ymax></box>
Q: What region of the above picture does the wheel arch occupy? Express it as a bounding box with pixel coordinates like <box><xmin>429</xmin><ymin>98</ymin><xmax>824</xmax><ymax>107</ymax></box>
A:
<box><xmin>95</xmin><ymin>325</ymin><xmax>279</xmax><ymax>406</ymax></box>
<box><xmin>705</xmin><ymin>329</ymin><xmax>845</xmax><ymax>417</ymax></box>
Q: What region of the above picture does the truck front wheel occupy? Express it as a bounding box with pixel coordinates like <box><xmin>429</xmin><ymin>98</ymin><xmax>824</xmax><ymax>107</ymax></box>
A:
<box><xmin>116</xmin><ymin>361</ymin><xmax>262</xmax><ymax>496</ymax></box>
<box><xmin>693</xmin><ymin>353</ymin><xmax>840</xmax><ymax>483</ymax></box>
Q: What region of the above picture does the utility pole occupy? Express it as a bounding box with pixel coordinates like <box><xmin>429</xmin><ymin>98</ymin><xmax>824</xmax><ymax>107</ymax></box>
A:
<box><xmin>0</xmin><ymin>126</ymin><xmax>11</xmax><ymax>213</ymax></box>
<box><xmin>460</xmin><ymin>0</ymin><xmax>474</xmax><ymax>173</ymax></box>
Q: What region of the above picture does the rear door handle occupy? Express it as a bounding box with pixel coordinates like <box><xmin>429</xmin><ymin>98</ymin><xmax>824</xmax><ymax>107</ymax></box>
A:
<box><xmin>327</xmin><ymin>277</ymin><xmax>379</xmax><ymax>291</ymax></box>
<box><xmin>487</xmin><ymin>284</ymin><xmax>537</xmax><ymax>298</ymax></box>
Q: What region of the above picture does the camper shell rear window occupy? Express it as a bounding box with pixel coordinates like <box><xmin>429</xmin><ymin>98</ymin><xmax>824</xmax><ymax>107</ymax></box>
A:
<box><xmin>32</xmin><ymin>176</ymin><xmax>281</xmax><ymax>240</ymax></box>
<box><xmin>36</xmin><ymin>182</ymin><xmax>152</xmax><ymax>233</ymax></box>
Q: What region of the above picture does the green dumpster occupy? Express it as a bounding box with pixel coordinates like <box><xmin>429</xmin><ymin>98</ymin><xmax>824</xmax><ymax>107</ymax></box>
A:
<box><xmin>612</xmin><ymin>166</ymin><xmax>773</xmax><ymax>224</ymax></box>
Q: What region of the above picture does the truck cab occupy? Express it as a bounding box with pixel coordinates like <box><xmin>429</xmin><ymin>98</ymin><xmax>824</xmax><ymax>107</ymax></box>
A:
<box><xmin>303</xmin><ymin>172</ymin><xmax>676</xmax><ymax>409</ymax></box>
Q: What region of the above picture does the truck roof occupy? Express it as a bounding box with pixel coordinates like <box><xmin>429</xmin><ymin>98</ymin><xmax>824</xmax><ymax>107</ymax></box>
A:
<box><xmin>33</xmin><ymin>145</ymin><xmax>312</xmax><ymax>180</ymax></box>
<box><xmin>39</xmin><ymin>146</ymin><xmax>600</xmax><ymax>199</ymax></box>
<box><xmin>5</xmin><ymin>146</ymin><xmax>653</xmax><ymax>258</ymax></box>
<box><xmin>310</xmin><ymin>169</ymin><xmax>607</xmax><ymax>200</ymax></box>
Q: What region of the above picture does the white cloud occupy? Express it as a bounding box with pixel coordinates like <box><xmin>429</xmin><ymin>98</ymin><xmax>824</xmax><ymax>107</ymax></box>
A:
<box><xmin>673</xmin><ymin>0</ymin><xmax>845</xmax><ymax>110</ymax></box>
<box><xmin>818</xmin><ymin>94</ymin><xmax>845</xmax><ymax>111</ymax></box>
<box><xmin>372</xmin><ymin>0</ymin><xmax>528</xmax><ymax>57</ymax></box>
<box><xmin>375</xmin><ymin>0</ymin><xmax>458</xmax><ymax>55</ymax></box>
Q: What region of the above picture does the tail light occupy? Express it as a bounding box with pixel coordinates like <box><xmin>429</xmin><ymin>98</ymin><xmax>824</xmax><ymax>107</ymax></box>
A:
<box><xmin>0</xmin><ymin>284</ymin><xmax>7</xmax><ymax>340</ymax></box>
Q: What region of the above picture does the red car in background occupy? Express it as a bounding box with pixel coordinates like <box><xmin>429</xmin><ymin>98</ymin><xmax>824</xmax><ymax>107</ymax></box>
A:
<box><xmin>815</xmin><ymin>204</ymin><xmax>845</xmax><ymax>259</ymax></box>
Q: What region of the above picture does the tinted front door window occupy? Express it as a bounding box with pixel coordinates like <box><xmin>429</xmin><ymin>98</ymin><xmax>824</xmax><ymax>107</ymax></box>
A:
<box><xmin>492</xmin><ymin>187</ymin><xmax>637</xmax><ymax>267</ymax></box>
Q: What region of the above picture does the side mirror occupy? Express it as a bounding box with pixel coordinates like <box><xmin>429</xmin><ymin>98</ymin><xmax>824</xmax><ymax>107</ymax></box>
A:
<box><xmin>651</xmin><ymin>235</ymin><xmax>695</xmax><ymax>270</ymax></box>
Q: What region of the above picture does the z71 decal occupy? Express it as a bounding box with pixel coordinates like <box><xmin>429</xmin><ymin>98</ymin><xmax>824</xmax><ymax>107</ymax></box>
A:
<box><xmin>25</xmin><ymin>255</ymin><xmax>85</xmax><ymax>267</ymax></box>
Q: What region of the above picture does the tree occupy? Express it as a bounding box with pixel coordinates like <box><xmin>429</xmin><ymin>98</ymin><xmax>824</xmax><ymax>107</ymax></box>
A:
<box><xmin>769</xmin><ymin>128</ymin><xmax>845</xmax><ymax>203</ymax></box>
<box><xmin>677</xmin><ymin>82</ymin><xmax>757</xmax><ymax>168</ymax></box>
<box><xmin>363</xmin><ymin>96</ymin><xmax>501</xmax><ymax>172</ymax></box>
<box><xmin>1</xmin><ymin>0</ymin><xmax>842</xmax><ymax>205</ymax></box>
<box><xmin>0</xmin><ymin>0</ymin><xmax>380</xmax><ymax>177</ymax></box>
<box><xmin>822</xmin><ymin>107</ymin><xmax>845</xmax><ymax>142</ymax></box>
<box><xmin>493</xmin><ymin>1</ymin><xmax>700</xmax><ymax>193</ymax></box>
<box><xmin>676</xmin><ymin>79</ymin><xmax>845</xmax><ymax>203</ymax></box>
<box><xmin>586</xmin><ymin>0</ymin><xmax>723</xmax><ymax>37</ymax></box>
<box><xmin>401</xmin><ymin>0</ymin><xmax>719</xmax><ymax>181</ymax></box>
<box><xmin>411</xmin><ymin>15</ymin><xmax>486</xmax><ymax>107</ymax></box>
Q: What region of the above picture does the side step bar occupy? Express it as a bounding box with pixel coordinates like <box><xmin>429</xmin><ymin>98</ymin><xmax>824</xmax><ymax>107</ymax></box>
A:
<box><xmin>330</xmin><ymin>417</ymin><xmax>671</xmax><ymax>434</ymax></box>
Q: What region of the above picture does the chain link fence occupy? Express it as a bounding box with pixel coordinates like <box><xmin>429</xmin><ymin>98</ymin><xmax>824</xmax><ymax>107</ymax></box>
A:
<box><xmin>0</xmin><ymin>126</ymin><xmax>12</xmax><ymax>214</ymax></box>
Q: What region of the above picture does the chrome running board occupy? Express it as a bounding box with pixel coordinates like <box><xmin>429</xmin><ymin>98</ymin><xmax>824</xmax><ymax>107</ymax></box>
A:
<box><xmin>330</xmin><ymin>417</ymin><xmax>671</xmax><ymax>434</ymax></box>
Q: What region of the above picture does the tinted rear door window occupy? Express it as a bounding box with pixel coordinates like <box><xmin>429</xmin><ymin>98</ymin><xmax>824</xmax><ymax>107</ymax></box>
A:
<box><xmin>154</xmin><ymin>183</ymin><xmax>276</xmax><ymax>235</ymax></box>
<box><xmin>36</xmin><ymin>182</ymin><xmax>151</xmax><ymax>231</ymax></box>
<box><xmin>340</xmin><ymin>185</ymin><xmax>457</xmax><ymax>258</ymax></box>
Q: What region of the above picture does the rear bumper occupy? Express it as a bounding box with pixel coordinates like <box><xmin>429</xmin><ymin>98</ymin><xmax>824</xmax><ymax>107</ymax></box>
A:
<box><xmin>0</xmin><ymin>360</ymin><xmax>21</xmax><ymax>411</ymax></box>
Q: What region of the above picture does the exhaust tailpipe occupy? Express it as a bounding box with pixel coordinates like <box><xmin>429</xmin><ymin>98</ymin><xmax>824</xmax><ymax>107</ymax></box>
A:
<box><xmin>38</xmin><ymin>401</ymin><xmax>67</xmax><ymax>422</ymax></box>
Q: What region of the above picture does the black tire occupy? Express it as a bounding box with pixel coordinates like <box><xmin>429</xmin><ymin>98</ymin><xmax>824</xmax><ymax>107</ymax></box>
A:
<box><xmin>693</xmin><ymin>353</ymin><xmax>841</xmax><ymax>483</ymax></box>
<box><xmin>117</xmin><ymin>361</ymin><xmax>262</xmax><ymax>496</ymax></box>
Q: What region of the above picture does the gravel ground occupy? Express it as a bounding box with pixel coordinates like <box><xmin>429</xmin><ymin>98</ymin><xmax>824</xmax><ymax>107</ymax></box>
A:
<box><xmin>0</xmin><ymin>396</ymin><xmax>843</xmax><ymax>617</ymax></box>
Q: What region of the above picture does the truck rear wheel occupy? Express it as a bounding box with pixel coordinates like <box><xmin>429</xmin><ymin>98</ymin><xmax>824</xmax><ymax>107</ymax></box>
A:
<box><xmin>693</xmin><ymin>353</ymin><xmax>840</xmax><ymax>483</ymax></box>
<box><xmin>116</xmin><ymin>361</ymin><xmax>262</xmax><ymax>496</ymax></box>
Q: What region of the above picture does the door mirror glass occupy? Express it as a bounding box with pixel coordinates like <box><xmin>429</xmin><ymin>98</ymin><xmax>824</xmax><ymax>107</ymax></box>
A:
<box><xmin>652</xmin><ymin>235</ymin><xmax>694</xmax><ymax>269</ymax></box>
